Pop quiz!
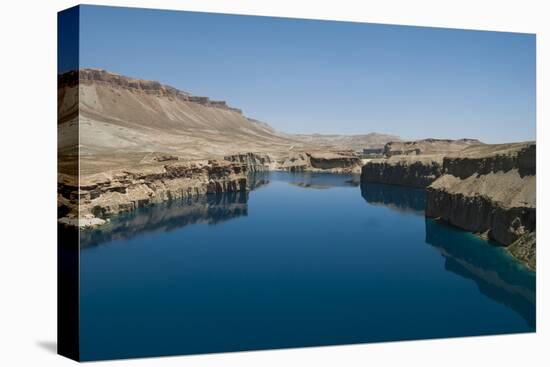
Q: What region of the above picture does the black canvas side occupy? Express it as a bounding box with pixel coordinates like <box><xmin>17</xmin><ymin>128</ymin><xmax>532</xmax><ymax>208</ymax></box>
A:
<box><xmin>57</xmin><ymin>5</ymin><xmax>80</xmax><ymax>362</ymax></box>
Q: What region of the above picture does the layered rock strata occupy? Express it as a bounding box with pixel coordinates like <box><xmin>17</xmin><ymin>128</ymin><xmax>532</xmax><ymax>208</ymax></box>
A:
<box><xmin>77</xmin><ymin>68</ymin><xmax>243</xmax><ymax>113</ymax></box>
<box><xmin>361</xmin><ymin>155</ymin><xmax>443</xmax><ymax>188</ymax></box>
<box><xmin>280</xmin><ymin>151</ymin><xmax>362</xmax><ymax>173</ymax></box>
<box><xmin>425</xmin><ymin>142</ymin><xmax>535</xmax><ymax>269</ymax></box>
<box><xmin>361</xmin><ymin>140</ymin><xmax>536</xmax><ymax>269</ymax></box>
<box><xmin>58</xmin><ymin>160</ymin><xmax>248</xmax><ymax>228</ymax></box>
<box><xmin>224</xmin><ymin>153</ymin><xmax>274</xmax><ymax>172</ymax></box>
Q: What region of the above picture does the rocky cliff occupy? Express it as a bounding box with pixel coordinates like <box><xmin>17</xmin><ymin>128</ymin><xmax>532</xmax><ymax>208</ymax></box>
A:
<box><xmin>224</xmin><ymin>153</ymin><xmax>274</xmax><ymax>172</ymax></box>
<box><xmin>425</xmin><ymin>142</ymin><xmax>536</xmax><ymax>269</ymax></box>
<box><xmin>58</xmin><ymin>160</ymin><xmax>248</xmax><ymax>228</ymax></box>
<box><xmin>279</xmin><ymin>151</ymin><xmax>362</xmax><ymax>173</ymax></box>
<box><xmin>361</xmin><ymin>155</ymin><xmax>444</xmax><ymax>188</ymax></box>
<box><xmin>360</xmin><ymin>139</ymin><xmax>536</xmax><ymax>269</ymax></box>
<box><xmin>360</xmin><ymin>138</ymin><xmax>483</xmax><ymax>188</ymax></box>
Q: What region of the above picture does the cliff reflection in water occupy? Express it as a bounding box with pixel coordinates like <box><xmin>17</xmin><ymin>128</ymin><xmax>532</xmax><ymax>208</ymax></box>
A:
<box><xmin>81</xmin><ymin>172</ymin><xmax>361</xmax><ymax>249</ymax></box>
<box><xmin>425</xmin><ymin>219</ymin><xmax>536</xmax><ymax>328</ymax></box>
<box><xmin>273</xmin><ymin>171</ymin><xmax>360</xmax><ymax>189</ymax></box>
<box><xmin>81</xmin><ymin>190</ymin><xmax>250</xmax><ymax>248</ymax></box>
<box><xmin>360</xmin><ymin>182</ymin><xmax>426</xmax><ymax>215</ymax></box>
<box><xmin>359</xmin><ymin>181</ymin><xmax>535</xmax><ymax>328</ymax></box>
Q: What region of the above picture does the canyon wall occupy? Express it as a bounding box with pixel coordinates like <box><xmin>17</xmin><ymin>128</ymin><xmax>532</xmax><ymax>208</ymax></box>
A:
<box><xmin>58</xmin><ymin>160</ymin><xmax>248</xmax><ymax>228</ymax></box>
<box><xmin>425</xmin><ymin>142</ymin><xmax>536</xmax><ymax>269</ymax></box>
<box><xmin>360</xmin><ymin>140</ymin><xmax>536</xmax><ymax>269</ymax></box>
<box><xmin>361</xmin><ymin>156</ymin><xmax>443</xmax><ymax>188</ymax></box>
<box><xmin>224</xmin><ymin>153</ymin><xmax>274</xmax><ymax>172</ymax></box>
<box><xmin>280</xmin><ymin>151</ymin><xmax>362</xmax><ymax>173</ymax></box>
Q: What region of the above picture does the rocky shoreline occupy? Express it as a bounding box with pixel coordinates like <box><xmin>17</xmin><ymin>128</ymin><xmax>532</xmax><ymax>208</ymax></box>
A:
<box><xmin>361</xmin><ymin>140</ymin><xmax>536</xmax><ymax>270</ymax></box>
<box><xmin>58</xmin><ymin>159</ymin><xmax>248</xmax><ymax>228</ymax></box>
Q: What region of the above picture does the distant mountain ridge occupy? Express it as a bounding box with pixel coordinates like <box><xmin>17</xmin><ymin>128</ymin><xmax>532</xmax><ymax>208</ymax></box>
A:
<box><xmin>293</xmin><ymin>133</ymin><xmax>402</xmax><ymax>150</ymax></box>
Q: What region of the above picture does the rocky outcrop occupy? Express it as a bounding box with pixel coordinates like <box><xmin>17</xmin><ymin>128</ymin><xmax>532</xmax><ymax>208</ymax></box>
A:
<box><xmin>361</xmin><ymin>156</ymin><xmax>444</xmax><ymax>188</ymax></box>
<box><xmin>360</xmin><ymin>139</ymin><xmax>483</xmax><ymax>188</ymax></box>
<box><xmin>442</xmin><ymin>142</ymin><xmax>535</xmax><ymax>178</ymax></box>
<box><xmin>280</xmin><ymin>151</ymin><xmax>362</xmax><ymax>173</ymax></box>
<box><xmin>58</xmin><ymin>160</ymin><xmax>248</xmax><ymax>228</ymax></box>
<box><xmin>224</xmin><ymin>153</ymin><xmax>273</xmax><ymax>172</ymax></box>
<box><xmin>308</xmin><ymin>151</ymin><xmax>361</xmax><ymax>170</ymax></box>
<box><xmin>360</xmin><ymin>139</ymin><xmax>536</xmax><ymax>269</ymax></box>
<box><xmin>425</xmin><ymin>142</ymin><xmax>536</xmax><ymax>269</ymax></box>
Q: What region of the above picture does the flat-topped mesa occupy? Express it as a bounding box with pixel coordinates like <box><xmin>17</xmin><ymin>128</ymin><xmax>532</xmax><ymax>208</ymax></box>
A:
<box><xmin>307</xmin><ymin>151</ymin><xmax>361</xmax><ymax>170</ymax></box>
<box><xmin>426</xmin><ymin>141</ymin><xmax>536</xmax><ymax>269</ymax></box>
<box><xmin>384</xmin><ymin>138</ymin><xmax>482</xmax><ymax>157</ymax></box>
<box><xmin>62</xmin><ymin>68</ymin><xmax>243</xmax><ymax>113</ymax></box>
<box><xmin>58</xmin><ymin>159</ymin><xmax>248</xmax><ymax>229</ymax></box>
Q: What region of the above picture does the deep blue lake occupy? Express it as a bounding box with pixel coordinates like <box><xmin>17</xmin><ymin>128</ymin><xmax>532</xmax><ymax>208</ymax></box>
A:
<box><xmin>79</xmin><ymin>171</ymin><xmax>535</xmax><ymax>361</ymax></box>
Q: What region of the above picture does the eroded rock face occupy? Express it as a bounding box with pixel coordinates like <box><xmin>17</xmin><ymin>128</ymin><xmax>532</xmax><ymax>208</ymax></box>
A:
<box><xmin>58</xmin><ymin>160</ymin><xmax>248</xmax><ymax>228</ymax></box>
<box><xmin>426</xmin><ymin>173</ymin><xmax>535</xmax><ymax>244</ymax></box>
<box><xmin>425</xmin><ymin>142</ymin><xmax>536</xmax><ymax>269</ymax></box>
<box><xmin>360</xmin><ymin>139</ymin><xmax>483</xmax><ymax>188</ymax></box>
<box><xmin>361</xmin><ymin>139</ymin><xmax>536</xmax><ymax>269</ymax></box>
<box><xmin>224</xmin><ymin>153</ymin><xmax>273</xmax><ymax>172</ymax></box>
<box><xmin>308</xmin><ymin>152</ymin><xmax>361</xmax><ymax>170</ymax></box>
<box><xmin>279</xmin><ymin>151</ymin><xmax>362</xmax><ymax>173</ymax></box>
<box><xmin>361</xmin><ymin>156</ymin><xmax>444</xmax><ymax>188</ymax></box>
<box><xmin>443</xmin><ymin>143</ymin><xmax>535</xmax><ymax>178</ymax></box>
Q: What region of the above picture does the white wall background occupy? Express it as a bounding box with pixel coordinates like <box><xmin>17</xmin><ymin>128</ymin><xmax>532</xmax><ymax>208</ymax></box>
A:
<box><xmin>0</xmin><ymin>0</ymin><xmax>547</xmax><ymax>365</ymax></box>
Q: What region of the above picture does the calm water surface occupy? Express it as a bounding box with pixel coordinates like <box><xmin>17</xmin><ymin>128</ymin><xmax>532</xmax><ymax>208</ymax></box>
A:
<box><xmin>80</xmin><ymin>171</ymin><xmax>535</xmax><ymax>361</ymax></box>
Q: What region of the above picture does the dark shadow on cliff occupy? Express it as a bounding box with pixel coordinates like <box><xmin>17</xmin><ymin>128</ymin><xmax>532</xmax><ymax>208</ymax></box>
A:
<box><xmin>360</xmin><ymin>182</ymin><xmax>426</xmax><ymax>216</ymax></box>
<box><xmin>425</xmin><ymin>218</ymin><xmax>535</xmax><ymax>328</ymax></box>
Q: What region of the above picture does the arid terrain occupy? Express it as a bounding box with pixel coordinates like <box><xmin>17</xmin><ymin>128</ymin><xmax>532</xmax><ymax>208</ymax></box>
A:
<box><xmin>58</xmin><ymin>69</ymin><xmax>536</xmax><ymax>269</ymax></box>
<box><xmin>362</xmin><ymin>140</ymin><xmax>536</xmax><ymax>269</ymax></box>
<box><xmin>59</xmin><ymin>69</ymin><xmax>399</xmax><ymax>175</ymax></box>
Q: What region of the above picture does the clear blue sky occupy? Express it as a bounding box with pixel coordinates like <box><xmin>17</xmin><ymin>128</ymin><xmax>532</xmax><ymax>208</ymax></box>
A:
<box><xmin>71</xmin><ymin>5</ymin><xmax>535</xmax><ymax>143</ymax></box>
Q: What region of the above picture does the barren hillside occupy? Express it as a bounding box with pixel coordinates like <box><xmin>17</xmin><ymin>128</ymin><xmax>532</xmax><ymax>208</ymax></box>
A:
<box><xmin>58</xmin><ymin>69</ymin><xmax>403</xmax><ymax>174</ymax></box>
